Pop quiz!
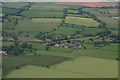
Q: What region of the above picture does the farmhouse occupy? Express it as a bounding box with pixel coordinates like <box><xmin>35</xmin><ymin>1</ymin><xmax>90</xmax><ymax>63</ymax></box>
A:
<box><xmin>66</xmin><ymin>36</ymin><xmax>73</xmax><ymax>39</ymax></box>
<box><xmin>0</xmin><ymin>51</ymin><xmax>6</xmax><ymax>54</ymax></box>
<box><xmin>99</xmin><ymin>36</ymin><xmax>113</xmax><ymax>42</ymax></box>
<box><xmin>0</xmin><ymin>51</ymin><xmax>8</xmax><ymax>56</ymax></box>
<box><xmin>55</xmin><ymin>42</ymin><xmax>82</xmax><ymax>48</ymax></box>
<box><xmin>42</xmin><ymin>43</ymin><xmax>49</xmax><ymax>45</ymax></box>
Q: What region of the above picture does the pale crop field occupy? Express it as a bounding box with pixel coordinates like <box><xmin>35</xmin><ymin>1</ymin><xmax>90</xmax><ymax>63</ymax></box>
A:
<box><xmin>6</xmin><ymin>56</ymin><xmax>118</xmax><ymax>78</ymax></box>
<box><xmin>112</xmin><ymin>17</ymin><xmax>119</xmax><ymax>20</ymax></box>
<box><xmin>31</xmin><ymin>18</ymin><xmax>63</xmax><ymax>23</ymax></box>
<box><xmin>65</xmin><ymin>17</ymin><xmax>100</xmax><ymax>27</ymax></box>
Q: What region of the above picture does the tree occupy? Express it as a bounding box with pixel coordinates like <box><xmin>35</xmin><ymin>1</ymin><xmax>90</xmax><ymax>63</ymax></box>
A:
<box><xmin>45</xmin><ymin>45</ymin><xmax>50</xmax><ymax>51</ymax></box>
<box><xmin>98</xmin><ymin>22</ymin><xmax>106</xmax><ymax>28</ymax></box>
<box><xmin>75</xmin><ymin>30</ymin><xmax>81</xmax><ymax>34</ymax></box>
<box><xmin>16</xmin><ymin>66</ymin><xmax>20</xmax><ymax>69</ymax></box>
<box><xmin>77</xmin><ymin>8</ymin><xmax>83</xmax><ymax>15</ymax></box>
<box><xmin>29</xmin><ymin>44</ymin><xmax>32</xmax><ymax>49</ymax></box>
<box><xmin>34</xmin><ymin>52</ymin><xmax>37</xmax><ymax>56</ymax></box>
<box><xmin>89</xmin><ymin>38</ymin><xmax>94</xmax><ymax>42</ymax></box>
<box><xmin>84</xmin><ymin>47</ymin><xmax>87</xmax><ymax>49</ymax></box>
<box><xmin>21</xmin><ymin>43</ymin><xmax>28</xmax><ymax>48</ymax></box>
<box><xmin>14</xmin><ymin>41</ymin><xmax>19</xmax><ymax>47</ymax></box>
<box><xmin>12</xmin><ymin>35</ymin><xmax>18</xmax><ymax>41</ymax></box>
<box><xmin>67</xmin><ymin>40</ymin><xmax>71</xmax><ymax>43</ymax></box>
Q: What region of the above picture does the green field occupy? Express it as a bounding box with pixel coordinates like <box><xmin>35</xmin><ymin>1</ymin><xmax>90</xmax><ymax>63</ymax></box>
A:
<box><xmin>68</xmin><ymin>10</ymin><xmax>78</xmax><ymax>13</ymax></box>
<box><xmin>83</xmin><ymin>8</ymin><xmax>118</xmax><ymax>29</ymax></box>
<box><xmin>15</xmin><ymin>19</ymin><xmax>62</xmax><ymax>32</ymax></box>
<box><xmin>25</xmin><ymin>43</ymin><xmax>118</xmax><ymax>60</ymax></box>
<box><xmin>53</xmin><ymin>26</ymin><xmax>105</xmax><ymax>35</ymax></box>
<box><xmin>20</xmin><ymin>10</ymin><xmax>64</xmax><ymax>18</ymax></box>
<box><xmin>2</xmin><ymin>8</ymin><xmax>20</xmax><ymax>14</ymax></box>
<box><xmin>82</xmin><ymin>27</ymin><xmax>105</xmax><ymax>35</ymax></box>
<box><xmin>2</xmin><ymin>2</ymin><xmax>29</xmax><ymax>9</ymax></box>
<box><xmin>53</xmin><ymin>26</ymin><xmax>105</xmax><ymax>36</ymax></box>
<box><xmin>6</xmin><ymin>56</ymin><xmax>118</xmax><ymax>78</ymax></box>
<box><xmin>2</xmin><ymin>19</ymin><xmax>16</xmax><ymax>30</ymax></box>
<box><xmin>2</xmin><ymin>2</ymin><xmax>119</xmax><ymax>78</ymax></box>
<box><xmin>98</xmin><ymin>17</ymin><xmax>118</xmax><ymax>29</ymax></box>
<box><xmin>2</xmin><ymin>42</ymin><xmax>14</xmax><ymax>46</ymax></box>
<box><xmin>53</xmin><ymin>26</ymin><xmax>78</xmax><ymax>35</ymax></box>
<box><xmin>96</xmin><ymin>8</ymin><xmax>118</xmax><ymax>15</ymax></box>
<box><xmin>65</xmin><ymin>17</ymin><xmax>99</xmax><ymax>27</ymax></box>
<box><xmin>30</xmin><ymin>3</ymin><xmax>66</xmax><ymax>10</ymax></box>
<box><xmin>2</xmin><ymin>55</ymin><xmax>69</xmax><ymax>76</ymax></box>
<box><xmin>98</xmin><ymin>44</ymin><xmax>118</xmax><ymax>52</ymax></box>
<box><xmin>67</xmin><ymin>14</ymin><xmax>83</xmax><ymax>17</ymax></box>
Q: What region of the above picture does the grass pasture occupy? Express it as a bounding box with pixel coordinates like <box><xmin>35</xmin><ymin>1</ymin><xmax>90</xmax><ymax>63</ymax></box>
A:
<box><xmin>30</xmin><ymin>3</ymin><xmax>66</xmax><ymax>10</ymax></box>
<box><xmin>26</xmin><ymin>43</ymin><xmax>118</xmax><ymax>60</ymax></box>
<box><xmin>54</xmin><ymin>56</ymin><xmax>118</xmax><ymax>78</ymax></box>
<box><xmin>98</xmin><ymin>44</ymin><xmax>118</xmax><ymax>52</ymax></box>
<box><xmin>2</xmin><ymin>8</ymin><xmax>20</xmax><ymax>14</ymax></box>
<box><xmin>97</xmin><ymin>9</ymin><xmax>118</xmax><ymax>15</ymax></box>
<box><xmin>6</xmin><ymin>56</ymin><xmax>118</xmax><ymax>78</ymax></box>
<box><xmin>20</xmin><ymin>10</ymin><xmax>63</xmax><ymax>18</ymax></box>
<box><xmin>53</xmin><ymin>26</ymin><xmax>105</xmax><ymax>36</ymax></box>
<box><xmin>68</xmin><ymin>10</ymin><xmax>78</xmax><ymax>13</ymax></box>
<box><xmin>83</xmin><ymin>8</ymin><xmax>118</xmax><ymax>17</ymax></box>
<box><xmin>2</xmin><ymin>42</ymin><xmax>14</xmax><ymax>46</ymax></box>
<box><xmin>15</xmin><ymin>18</ymin><xmax>62</xmax><ymax>32</ymax></box>
<box><xmin>82</xmin><ymin>27</ymin><xmax>105</xmax><ymax>35</ymax></box>
<box><xmin>3</xmin><ymin>55</ymin><xmax>69</xmax><ymax>76</ymax></box>
<box><xmin>2</xmin><ymin>2</ymin><xmax>29</xmax><ymax>9</ymax></box>
<box><xmin>7</xmin><ymin>15</ymin><xmax>23</xmax><ymax>19</ymax></box>
<box><xmin>27</xmin><ymin>50</ymin><xmax>76</xmax><ymax>58</ymax></box>
<box><xmin>2</xmin><ymin>19</ymin><xmax>16</xmax><ymax>30</ymax></box>
<box><xmin>83</xmin><ymin>8</ymin><xmax>118</xmax><ymax>29</ymax></box>
<box><xmin>53</xmin><ymin>26</ymin><xmax>78</xmax><ymax>35</ymax></box>
<box><xmin>65</xmin><ymin>17</ymin><xmax>99</xmax><ymax>27</ymax></box>
<box><xmin>72</xmin><ymin>48</ymin><xmax>118</xmax><ymax>60</ymax></box>
<box><xmin>18</xmin><ymin>37</ymin><xmax>41</xmax><ymax>41</ymax></box>
<box><xmin>98</xmin><ymin>17</ymin><xmax>118</xmax><ymax>29</ymax></box>
<box><xmin>67</xmin><ymin>14</ymin><xmax>83</xmax><ymax>17</ymax></box>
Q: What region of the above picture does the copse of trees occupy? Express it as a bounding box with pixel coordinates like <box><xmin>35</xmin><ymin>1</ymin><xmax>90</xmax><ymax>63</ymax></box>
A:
<box><xmin>77</xmin><ymin>8</ymin><xmax>84</xmax><ymax>15</ymax></box>
<box><xmin>63</xmin><ymin>8</ymin><xmax>68</xmax><ymax>18</ymax></box>
<box><xmin>94</xmin><ymin>41</ymin><xmax>110</xmax><ymax>47</ymax></box>
<box><xmin>98</xmin><ymin>22</ymin><xmax>107</xmax><ymax>29</ymax></box>
<box><xmin>2</xmin><ymin>42</ymin><xmax>33</xmax><ymax>56</ymax></box>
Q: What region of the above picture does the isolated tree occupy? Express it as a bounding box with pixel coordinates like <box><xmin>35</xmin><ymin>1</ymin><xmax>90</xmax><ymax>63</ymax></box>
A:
<box><xmin>12</xmin><ymin>35</ymin><xmax>18</xmax><ymax>41</ymax></box>
<box><xmin>34</xmin><ymin>52</ymin><xmax>37</xmax><ymax>56</ymax></box>
<box><xmin>16</xmin><ymin>66</ymin><xmax>20</xmax><ymax>69</ymax></box>
<box><xmin>84</xmin><ymin>47</ymin><xmax>87</xmax><ymax>49</ymax></box>
<box><xmin>89</xmin><ymin>38</ymin><xmax>94</xmax><ymax>42</ymax></box>
<box><xmin>29</xmin><ymin>44</ymin><xmax>32</xmax><ymax>49</ymax></box>
<box><xmin>45</xmin><ymin>45</ymin><xmax>50</xmax><ymax>51</ymax></box>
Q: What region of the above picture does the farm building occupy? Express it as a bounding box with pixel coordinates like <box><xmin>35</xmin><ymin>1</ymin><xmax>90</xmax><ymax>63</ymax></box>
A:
<box><xmin>0</xmin><ymin>51</ymin><xmax>8</xmax><ymax>56</ymax></box>
<box><xmin>0</xmin><ymin>51</ymin><xmax>6</xmax><ymax>54</ymax></box>
<box><xmin>55</xmin><ymin>42</ymin><xmax>82</xmax><ymax>48</ymax></box>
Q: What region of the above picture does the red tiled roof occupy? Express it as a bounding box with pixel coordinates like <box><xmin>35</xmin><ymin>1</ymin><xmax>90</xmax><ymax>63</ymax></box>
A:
<box><xmin>0</xmin><ymin>51</ymin><xmax>6</xmax><ymax>53</ymax></box>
